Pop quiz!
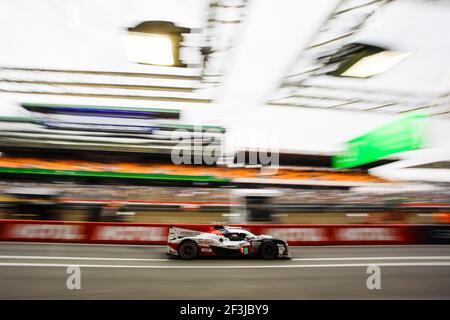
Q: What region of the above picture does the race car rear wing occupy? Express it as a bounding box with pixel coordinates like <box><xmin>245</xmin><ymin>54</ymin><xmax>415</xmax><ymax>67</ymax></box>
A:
<box><xmin>168</xmin><ymin>226</ymin><xmax>203</xmax><ymax>240</ymax></box>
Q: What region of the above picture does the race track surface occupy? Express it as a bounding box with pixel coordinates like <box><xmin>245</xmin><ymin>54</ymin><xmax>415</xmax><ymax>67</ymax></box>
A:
<box><xmin>0</xmin><ymin>242</ymin><xmax>449</xmax><ymax>299</ymax></box>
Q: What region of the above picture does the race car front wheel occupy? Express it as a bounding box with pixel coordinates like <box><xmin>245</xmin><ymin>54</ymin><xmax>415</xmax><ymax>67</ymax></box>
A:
<box><xmin>259</xmin><ymin>241</ymin><xmax>279</xmax><ymax>260</ymax></box>
<box><xmin>178</xmin><ymin>241</ymin><xmax>198</xmax><ymax>260</ymax></box>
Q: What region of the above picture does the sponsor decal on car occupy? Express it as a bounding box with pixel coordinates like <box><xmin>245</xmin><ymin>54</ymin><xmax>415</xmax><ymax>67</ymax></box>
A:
<box><xmin>172</xmin><ymin>227</ymin><xmax>203</xmax><ymax>238</ymax></box>
<box><xmin>197</xmin><ymin>239</ymin><xmax>215</xmax><ymax>246</ymax></box>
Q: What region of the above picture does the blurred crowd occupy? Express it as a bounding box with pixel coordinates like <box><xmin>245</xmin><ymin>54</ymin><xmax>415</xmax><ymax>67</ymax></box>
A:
<box><xmin>1</xmin><ymin>181</ymin><xmax>449</xmax><ymax>205</ymax></box>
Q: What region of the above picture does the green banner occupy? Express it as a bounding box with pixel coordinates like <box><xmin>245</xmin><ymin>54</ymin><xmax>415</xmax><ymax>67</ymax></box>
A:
<box><xmin>0</xmin><ymin>167</ymin><xmax>230</xmax><ymax>183</ymax></box>
<box><xmin>332</xmin><ymin>112</ymin><xmax>427</xmax><ymax>168</ymax></box>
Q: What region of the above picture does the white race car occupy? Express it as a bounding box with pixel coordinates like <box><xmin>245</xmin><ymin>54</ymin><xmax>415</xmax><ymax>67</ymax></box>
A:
<box><xmin>167</xmin><ymin>225</ymin><xmax>291</xmax><ymax>260</ymax></box>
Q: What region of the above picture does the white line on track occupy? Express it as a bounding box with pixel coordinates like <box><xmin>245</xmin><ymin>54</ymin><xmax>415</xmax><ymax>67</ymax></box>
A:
<box><xmin>1</xmin><ymin>241</ymin><xmax>448</xmax><ymax>249</ymax></box>
<box><xmin>0</xmin><ymin>255</ymin><xmax>450</xmax><ymax>262</ymax></box>
<box><xmin>1</xmin><ymin>255</ymin><xmax>450</xmax><ymax>262</ymax></box>
<box><xmin>0</xmin><ymin>255</ymin><xmax>168</xmax><ymax>261</ymax></box>
<box><xmin>292</xmin><ymin>256</ymin><xmax>450</xmax><ymax>261</ymax></box>
<box><xmin>1</xmin><ymin>262</ymin><xmax>450</xmax><ymax>269</ymax></box>
<box><xmin>0</xmin><ymin>241</ymin><xmax>167</xmax><ymax>248</ymax></box>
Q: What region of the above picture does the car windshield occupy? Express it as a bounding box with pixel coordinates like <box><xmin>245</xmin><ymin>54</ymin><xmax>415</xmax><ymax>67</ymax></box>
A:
<box><xmin>225</xmin><ymin>229</ymin><xmax>255</xmax><ymax>238</ymax></box>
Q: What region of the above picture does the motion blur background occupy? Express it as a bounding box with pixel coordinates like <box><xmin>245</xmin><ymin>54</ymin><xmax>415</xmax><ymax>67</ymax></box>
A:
<box><xmin>0</xmin><ymin>0</ymin><xmax>449</xmax><ymax>226</ymax></box>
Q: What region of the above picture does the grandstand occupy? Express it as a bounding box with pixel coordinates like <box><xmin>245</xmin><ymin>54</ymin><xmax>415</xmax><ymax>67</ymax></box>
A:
<box><xmin>0</xmin><ymin>101</ymin><xmax>407</xmax><ymax>224</ymax></box>
<box><xmin>0</xmin><ymin>0</ymin><xmax>447</xmax><ymax>226</ymax></box>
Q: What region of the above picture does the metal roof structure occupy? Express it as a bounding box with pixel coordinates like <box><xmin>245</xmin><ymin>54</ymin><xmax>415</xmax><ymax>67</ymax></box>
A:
<box><xmin>0</xmin><ymin>0</ymin><xmax>248</xmax><ymax>107</ymax></box>
<box><xmin>267</xmin><ymin>0</ymin><xmax>450</xmax><ymax>118</ymax></box>
<box><xmin>0</xmin><ymin>0</ymin><xmax>249</xmax><ymax>161</ymax></box>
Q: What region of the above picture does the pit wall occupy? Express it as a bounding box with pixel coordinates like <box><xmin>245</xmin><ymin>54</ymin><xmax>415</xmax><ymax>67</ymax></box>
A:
<box><xmin>1</xmin><ymin>219</ymin><xmax>449</xmax><ymax>245</ymax></box>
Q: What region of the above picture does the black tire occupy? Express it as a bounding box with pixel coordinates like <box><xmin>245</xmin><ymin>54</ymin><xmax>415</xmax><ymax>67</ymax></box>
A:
<box><xmin>178</xmin><ymin>241</ymin><xmax>198</xmax><ymax>260</ymax></box>
<box><xmin>259</xmin><ymin>241</ymin><xmax>279</xmax><ymax>260</ymax></box>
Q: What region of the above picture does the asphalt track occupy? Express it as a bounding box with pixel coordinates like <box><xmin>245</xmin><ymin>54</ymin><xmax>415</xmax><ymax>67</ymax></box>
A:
<box><xmin>0</xmin><ymin>242</ymin><xmax>449</xmax><ymax>299</ymax></box>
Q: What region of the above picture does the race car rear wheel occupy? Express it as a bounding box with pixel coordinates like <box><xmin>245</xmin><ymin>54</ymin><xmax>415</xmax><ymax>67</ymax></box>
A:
<box><xmin>259</xmin><ymin>241</ymin><xmax>279</xmax><ymax>260</ymax></box>
<box><xmin>178</xmin><ymin>241</ymin><xmax>198</xmax><ymax>260</ymax></box>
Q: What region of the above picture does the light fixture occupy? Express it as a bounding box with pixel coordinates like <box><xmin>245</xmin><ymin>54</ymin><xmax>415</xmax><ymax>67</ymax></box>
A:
<box><xmin>341</xmin><ymin>50</ymin><xmax>412</xmax><ymax>78</ymax></box>
<box><xmin>123</xmin><ymin>21</ymin><xmax>190</xmax><ymax>67</ymax></box>
<box><xmin>323</xmin><ymin>43</ymin><xmax>413</xmax><ymax>78</ymax></box>
<box><xmin>123</xmin><ymin>33</ymin><xmax>175</xmax><ymax>66</ymax></box>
